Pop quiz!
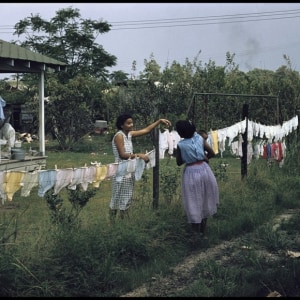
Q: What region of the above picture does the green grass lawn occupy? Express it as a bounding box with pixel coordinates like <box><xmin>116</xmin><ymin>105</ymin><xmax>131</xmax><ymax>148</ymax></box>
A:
<box><xmin>1</xmin><ymin>134</ymin><xmax>300</xmax><ymax>296</ymax></box>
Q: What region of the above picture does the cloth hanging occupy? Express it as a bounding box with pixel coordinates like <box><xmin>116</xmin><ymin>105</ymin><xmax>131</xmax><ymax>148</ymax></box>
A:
<box><xmin>0</xmin><ymin>96</ymin><xmax>6</xmax><ymax>121</ymax></box>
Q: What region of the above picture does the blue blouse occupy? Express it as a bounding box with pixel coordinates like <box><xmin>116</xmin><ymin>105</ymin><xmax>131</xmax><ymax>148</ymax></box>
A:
<box><xmin>177</xmin><ymin>132</ymin><xmax>206</xmax><ymax>164</ymax></box>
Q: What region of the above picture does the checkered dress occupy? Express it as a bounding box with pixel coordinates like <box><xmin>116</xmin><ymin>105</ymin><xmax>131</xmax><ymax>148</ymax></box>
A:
<box><xmin>109</xmin><ymin>130</ymin><xmax>135</xmax><ymax>211</ymax></box>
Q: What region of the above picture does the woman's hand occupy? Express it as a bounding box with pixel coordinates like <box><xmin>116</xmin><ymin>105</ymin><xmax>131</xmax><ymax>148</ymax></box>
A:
<box><xmin>138</xmin><ymin>153</ymin><xmax>150</xmax><ymax>163</ymax></box>
<box><xmin>160</xmin><ymin>119</ymin><xmax>171</xmax><ymax>128</ymax></box>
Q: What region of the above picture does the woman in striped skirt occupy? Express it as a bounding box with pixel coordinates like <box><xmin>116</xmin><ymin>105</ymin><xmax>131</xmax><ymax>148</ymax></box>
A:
<box><xmin>175</xmin><ymin>120</ymin><xmax>219</xmax><ymax>236</ymax></box>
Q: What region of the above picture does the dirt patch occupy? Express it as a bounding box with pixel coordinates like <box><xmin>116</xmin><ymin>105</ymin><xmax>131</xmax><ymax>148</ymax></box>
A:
<box><xmin>121</xmin><ymin>209</ymin><xmax>299</xmax><ymax>297</ymax></box>
<box><xmin>121</xmin><ymin>238</ymin><xmax>251</xmax><ymax>297</ymax></box>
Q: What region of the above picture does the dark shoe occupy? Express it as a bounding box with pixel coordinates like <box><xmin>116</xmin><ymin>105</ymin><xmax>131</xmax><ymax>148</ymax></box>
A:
<box><xmin>200</xmin><ymin>218</ymin><xmax>207</xmax><ymax>234</ymax></box>
<box><xmin>200</xmin><ymin>233</ymin><xmax>208</xmax><ymax>240</ymax></box>
<box><xmin>109</xmin><ymin>209</ymin><xmax>117</xmax><ymax>224</ymax></box>
<box><xmin>120</xmin><ymin>210</ymin><xmax>130</xmax><ymax>220</ymax></box>
<box><xmin>191</xmin><ymin>223</ymin><xmax>201</xmax><ymax>233</ymax></box>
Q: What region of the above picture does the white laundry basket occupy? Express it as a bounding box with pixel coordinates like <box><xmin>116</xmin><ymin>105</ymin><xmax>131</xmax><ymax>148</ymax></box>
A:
<box><xmin>14</xmin><ymin>141</ymin><xmax>22</xmax><ymax>148</ymax></box>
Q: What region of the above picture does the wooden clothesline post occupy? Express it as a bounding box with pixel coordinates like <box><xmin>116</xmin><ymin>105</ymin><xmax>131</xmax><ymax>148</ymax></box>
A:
<box><xmin>241</xmin><ymin>104</ymin><xmax>248</xmax><ymax>179</ymax></box>
<box><xmin>152</xmin><ymin>127</ymin><xmax>159</xmax><ymax>209</ymax></box>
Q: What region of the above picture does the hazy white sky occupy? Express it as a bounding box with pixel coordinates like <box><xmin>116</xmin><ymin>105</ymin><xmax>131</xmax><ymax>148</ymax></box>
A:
<box><xmin>1</xmin><ymin>2</ymin><xmax>300</xmax><ymax>77</ymax></box>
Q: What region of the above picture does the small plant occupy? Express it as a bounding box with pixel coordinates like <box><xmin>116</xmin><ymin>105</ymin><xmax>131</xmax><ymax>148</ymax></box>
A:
<box><xmin>256</xmin><ymin>223</ymin><xmax>291</xmax><ymax>252</ymax></box>
<box><xmin>136</xmin><ymin>168</ymin><xmax>151</xmax><ymax>205</ymax></box>
<box><xmin>212</xmin><ymin>160</ymin><xmax>229</xmax><ymax>181</ymax></box>
<box><xmin>44</xmin><ymin>187</ymin><xmax>96</xmax><ymax>230</ymax></box>
<box><xmin>0</xmin><ymin>214</ymin><xmax>18</xmax><ymax>247</ymax></box>
<box><xmin>160</xmin><ymin>165</ymin><xmax>181</xmax><ymax>204</ymax></box>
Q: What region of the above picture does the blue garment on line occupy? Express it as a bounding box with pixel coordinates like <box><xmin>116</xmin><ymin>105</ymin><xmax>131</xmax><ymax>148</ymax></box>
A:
<box><xmin>0</xmin><ymin>96</ymin><xmax>6</xmax><ymax>120</ymax></box>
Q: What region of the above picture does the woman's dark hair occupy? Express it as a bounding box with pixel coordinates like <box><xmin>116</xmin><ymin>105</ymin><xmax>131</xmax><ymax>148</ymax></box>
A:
<box><xmin>116</xmin><ymin>114</ymin><xmax>132</xmax><ymax>130</ymax></box>
<box><xmin>198</xmin><ymin>129</ymin><xmax>208</xmax><ymax>140</ymax></box>
<box><xmin>175</xmin><ymin>120</ymin><xmax>196</xmax><ymax>138</ymax></box>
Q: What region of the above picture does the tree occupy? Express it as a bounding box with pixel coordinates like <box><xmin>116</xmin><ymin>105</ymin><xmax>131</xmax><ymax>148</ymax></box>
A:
<box><xmin>273</xmin><ymin>66</ymin><xmax>300</xmax><ymax>122</ymax></box>
<box><xmin>14</xmin><ymin>6</ymin><xmax>117</xmax><ymax>81</ymax></box>
<box><xmin>13</xmin><ymin>7</ymin><xmax>117</xmax><ymax>149</ymax></box>
<box><xmin>109</xmin><ymin>70</ymin><xmax>129</xmax><ymax>85</ymax></box>
<box><xmin>45</xmin><ymin>75</ymin><xmax>104</xmax><ymax>150</ymax></box>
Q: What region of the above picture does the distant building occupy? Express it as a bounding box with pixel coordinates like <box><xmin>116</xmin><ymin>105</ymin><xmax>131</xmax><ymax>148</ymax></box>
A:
<box><xmin>94</xmin><ymin>120</ymin><xmax>108</xmax><ymax>134</ymax></box>
<box><xmin>4</xmin><ymin>104</ymin><xmax>34</xmax><ymax>132</ymax></box>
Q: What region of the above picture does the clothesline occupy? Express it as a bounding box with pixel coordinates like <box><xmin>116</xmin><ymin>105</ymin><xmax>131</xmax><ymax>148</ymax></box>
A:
<box><xmin>2</xmin><ymin>114</ymin><xmax>298</xmax><ymax>204</ymax></box>
<box><xmin>205</xmin><ymin>115</ymin><xmax>298</xmax><ymax>156</ymax></box>
<box><xmin>158</xmin><ymin>115</ymin><xmax>298</xmax><ymax>159</ymax></box>
<box><xmin>0</xmin><ymin>149</ymin><xmax>156</xmax><ymax>204</ymax></box>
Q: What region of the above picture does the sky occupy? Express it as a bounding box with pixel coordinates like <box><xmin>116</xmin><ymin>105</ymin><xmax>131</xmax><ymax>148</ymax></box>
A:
<box><xmin>1</xmin><ymin>2</ymin><xmax>300</xmax><ymax>78</ymax></box>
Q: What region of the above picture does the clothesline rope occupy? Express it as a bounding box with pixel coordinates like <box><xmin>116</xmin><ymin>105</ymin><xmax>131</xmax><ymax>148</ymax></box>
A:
<box><xmin>0</xmin><ymin>149</ymin><xmax>156</xmax><ymax>204</ymax></box>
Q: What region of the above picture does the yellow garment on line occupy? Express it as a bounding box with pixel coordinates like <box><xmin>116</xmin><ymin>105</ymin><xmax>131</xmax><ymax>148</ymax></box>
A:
<box><xmin>3</xmin><ymin>171</ymin><xmax>25</xmax><ymax>201</ymax></box>
<box><xmin>211</xmin><ymin>130</ymin><xmax>219</xmax><ymax>155</ymax></box>
<box><xmin>93</xmin><ymin>165</ymin><xmax>108</xmax><ymax>188</ymax></box>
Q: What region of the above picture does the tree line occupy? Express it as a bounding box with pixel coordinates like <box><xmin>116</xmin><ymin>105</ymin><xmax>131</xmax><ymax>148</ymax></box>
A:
<box><xmin>0</xmin><ymin>7</ymin><xmax>299</xmax><ymax>150</ymax></box>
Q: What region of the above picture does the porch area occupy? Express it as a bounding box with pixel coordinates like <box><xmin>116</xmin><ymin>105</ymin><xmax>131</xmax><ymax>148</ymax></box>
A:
<box><xmin>0</xmin><ymin>154</ymin><xmax>46</xmax><ymax>172</ymax></box>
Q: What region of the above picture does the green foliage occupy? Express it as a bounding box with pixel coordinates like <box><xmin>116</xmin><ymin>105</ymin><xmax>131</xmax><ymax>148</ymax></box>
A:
<box><xmin>14</xmin><ymin>7</ymin><xmax>116</xmax><ymax>80</ymax></box>
<box><xmin>135</xmin><ymin>168</ymin><xmax>152</xmax><ymax>204</ymax></box>
<box><xmin>256</xmin><ymin>223</ymin><xmax>292</xmax><ymax>252</ymax></box>
<box><xmin>44</xmin><ymin>75</ymin><xmax>109</xmax><ymax>150</ymax></box>
<box><xmin>175</xmin><ymin>211</ymin><xmax>300</xmax><ymax>297</ymax></box>
<box><xmin>44</xmin><ymin>187</ymin><xmax>96</xmax><ymax>230</ymax></box>
<box><xmin>1</xmin><ymin>152</ymin><xmax>300</xmax><ymax>296</ymax></box>
<box><xmin>4</xmin><ymin>7</ymin><xmax>300</xmax><ymax>150</ymax></box>
<box><xmin>159</xmin><ymin>160</ymin><xmax>181</xmax><ymax>203</ymax></box>
<box><xmin>11</xmin><ymin>7</ymin><xmax>116</xmax><ymax>150</ymax></box>
<box><xmin>107</xmin><ymin>227</ymin><xmax>151</xmax><ymax>268</ymax></box>
<box><xmin>179</xmin><ymin>250</ymin><xmax>300</xmax><ymax>297</ymax></box>
<box><xmin>280</xmin><ymin>211</ymin><xmax>300</xmax><ymax>233</ymax></box>
<box><xmin>0</xmin><ymin>212</ymin><xmax>18</xmax><ymax>246</ymax></box>
<box><xmin>2</xmin><ymin>6</ymin><xmax>300</xmax><ymax>296</ymax></box>
<box><xmin>0</xmin><ymin>252</ymin><xmax>19</xmax><ymax>296</ymax></box>
<box><xmin>67</xmin><ymin>188</ymin><xmax>96</xmax><ymax>210</ymax></box>
<box><xmin>211</xmin><ymin>160</ymin><xmax>229</xmax><ymax>181</ymax></box>
<box><xmin>281</xmin><ymin>132</ymin><xmax>300</xmax><ymax>176</ymax></box>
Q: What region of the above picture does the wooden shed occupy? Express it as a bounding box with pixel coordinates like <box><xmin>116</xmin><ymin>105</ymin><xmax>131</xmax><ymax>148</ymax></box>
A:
<box><xmin>0</xmin><ymin>39</ymin><xmax>67</xmax><ymax>171</ymax></box>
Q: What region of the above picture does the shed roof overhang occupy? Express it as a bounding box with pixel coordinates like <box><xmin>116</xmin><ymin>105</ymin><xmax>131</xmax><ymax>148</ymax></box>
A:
<box><xmin>0</xmin><ymin>39</ymin><xmax>67</xmax><ymax>73</ymax></box>
<box><xmin>0</xmin><ymin>39</ymin><xmax>67</xmax><ymax>157</ymax></box>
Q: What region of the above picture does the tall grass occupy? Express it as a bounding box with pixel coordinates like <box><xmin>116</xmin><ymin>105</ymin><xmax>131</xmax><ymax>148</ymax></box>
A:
<box><xmin>1</xmin><ymin>133</ymin><xmax>300</xmax><ymax>296</ymax></box>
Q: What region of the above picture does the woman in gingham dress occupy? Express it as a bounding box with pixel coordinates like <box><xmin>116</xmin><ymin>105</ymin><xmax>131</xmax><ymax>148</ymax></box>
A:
<box><xmin>109</xmin><ymin>114</ymin><xmax>171</xmax><ymax>221</ymax></box>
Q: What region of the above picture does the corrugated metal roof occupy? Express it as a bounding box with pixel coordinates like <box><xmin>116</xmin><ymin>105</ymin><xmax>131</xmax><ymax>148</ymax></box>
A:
<box><xmin>0</xmin><ymin>39</ymin><xmax>67</xmax><ymax>73</ymax></box>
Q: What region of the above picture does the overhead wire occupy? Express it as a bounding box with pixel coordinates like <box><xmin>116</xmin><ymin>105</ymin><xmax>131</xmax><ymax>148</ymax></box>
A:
<box><xmin>1</xmin><ymin>8</ymin><xmax>300</xmax><ymax>74</ymax></box>
<box><xmin>0</xmin><ymin>8</ymin><xmax>300</xmax><ymax>33</ymax></box>
<box><xmin>108</xmin><ymin>8</ymin><xmax>300</xmax><ymax>30</ymax></box>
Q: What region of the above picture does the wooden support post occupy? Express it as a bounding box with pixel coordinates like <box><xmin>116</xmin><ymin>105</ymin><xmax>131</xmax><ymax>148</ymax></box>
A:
<box><xmin>153</xmin><ymin>127</ymin><xmax>159</xmax><ymax>209</ymax></box>
<box><xmin>241</xmin><ymin>103</ymin><xmax>248</xmax><ymax>179</ymax></box>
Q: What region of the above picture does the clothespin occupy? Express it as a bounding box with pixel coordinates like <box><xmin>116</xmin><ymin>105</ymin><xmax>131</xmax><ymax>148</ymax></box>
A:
<box><xmin>55</xmin><ymin>164</ymin><xmax>57</xmax><ymax>169</ymax></box>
